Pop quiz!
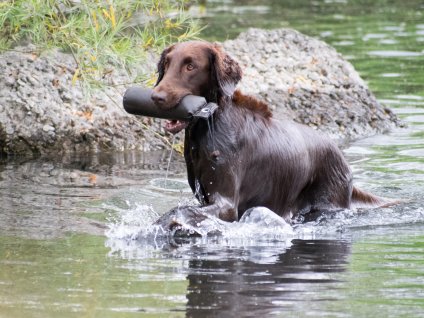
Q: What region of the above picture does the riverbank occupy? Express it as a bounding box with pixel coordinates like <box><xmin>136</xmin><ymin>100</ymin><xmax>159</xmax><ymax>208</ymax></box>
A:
<box><xmin>0</xmin><ymin>28</ymin><xmax>401</xmax><ymax>156</ymax></box>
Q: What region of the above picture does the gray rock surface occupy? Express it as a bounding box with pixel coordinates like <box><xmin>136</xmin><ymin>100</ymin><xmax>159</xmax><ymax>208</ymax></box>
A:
<box><xmin>223</xmin><ymin>28</ymin><xmax>400</xmax><ymax>141</ymax></box>
<box><xmin>0</xmin><ymin>45</ymin><xmax>163</xmax><ymax>155</ymax></box>
<box><xmin>0</xmin><ymin>28</ymin><xmax>400</xmax><ymax>155</ymax></box>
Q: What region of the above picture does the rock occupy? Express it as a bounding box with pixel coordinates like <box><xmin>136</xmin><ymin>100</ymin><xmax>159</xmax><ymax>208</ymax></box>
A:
<box><xmin>42</xmin><ymin>124</ymin><xmax>55</xmax><ymax>132</ymax></box>
<box><xmin>0</xmin><ymin>46</ymin><xmax>163</xmax><ymax>156</ymax></box>
<box><xmin>223</xmin><ymin>28</ymin><xmax>400</xmax><ymax>141</ymax></box>
<box><xmin>0</xmin><ymin>28</ymin><xmax>401</xmax><ymax>156</ymax></box>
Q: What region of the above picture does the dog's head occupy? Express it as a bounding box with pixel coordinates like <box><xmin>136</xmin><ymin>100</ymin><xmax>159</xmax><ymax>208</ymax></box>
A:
<box><xmin>152</xmin><ymin>41</ymin><xmax>242</xmax><ymax>110</ymax></box>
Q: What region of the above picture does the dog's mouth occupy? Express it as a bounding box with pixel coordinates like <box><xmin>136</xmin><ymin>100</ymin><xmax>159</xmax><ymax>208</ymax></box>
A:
<box><xmin>164</xmin><ymin>119</ymin><xmax>189</xmax><ymax>134</ymax></box>
<box><xmin>163</xmin><ymin>95</ymin><xmax>191</xmax><ymax>134</ymax></box>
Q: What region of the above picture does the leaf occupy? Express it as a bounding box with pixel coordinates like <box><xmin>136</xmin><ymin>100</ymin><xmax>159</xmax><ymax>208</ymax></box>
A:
<box><xmin>109</xmin><ymin>5</ymin><xmax>116</xmax><ymax>29</ymax></box>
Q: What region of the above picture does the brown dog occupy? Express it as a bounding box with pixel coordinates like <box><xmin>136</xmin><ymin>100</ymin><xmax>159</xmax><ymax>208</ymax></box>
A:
<box><xmin>152</xmin><ymin>41</ymin><xmax>390</xmax><ymax>231</ymax></box>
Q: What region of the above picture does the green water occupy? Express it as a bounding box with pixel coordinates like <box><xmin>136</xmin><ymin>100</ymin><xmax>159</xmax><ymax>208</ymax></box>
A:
<box><xmin>201</xmin><ymin>0</ymin><xmax>424</xmax><ymax>99</ymax></box>
<box><xmin>1</xmin><ymin>1</ymin><xmax>424</xmax><ymax>317</ymax></box>
<box><xmin>0</xmin><ymin>234</ymin><xmax>188</xmax><ymax>317</ymax></box>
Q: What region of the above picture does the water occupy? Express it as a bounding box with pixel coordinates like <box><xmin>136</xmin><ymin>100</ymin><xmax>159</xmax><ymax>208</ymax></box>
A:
<box><xmin>1</xmin><ymin>1</ymin><xmax>424</xmax><ymax>317</ymax></box>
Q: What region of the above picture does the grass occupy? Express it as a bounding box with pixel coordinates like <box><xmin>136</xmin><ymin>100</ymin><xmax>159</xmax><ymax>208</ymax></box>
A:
<box><xmin>0</xmin><ymin>0</ymin><xmax>202</xmax><ymax>91</ymax></box>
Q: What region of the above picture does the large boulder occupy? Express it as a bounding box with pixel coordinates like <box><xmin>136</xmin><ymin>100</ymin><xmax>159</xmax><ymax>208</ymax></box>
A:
<box><xmin>0</xmin><ymin>28</ymin><xmax>400</xmax><ymax>155</ymax></box>
<box><xmin>0</xmin><ymin>45</ymin><xmax>161</xmax><ymax>156</ymax></box>
<box><xmin>223</xmin><ymin>28</ymin><xmax>400</xmax><ymax>141</ymax></box>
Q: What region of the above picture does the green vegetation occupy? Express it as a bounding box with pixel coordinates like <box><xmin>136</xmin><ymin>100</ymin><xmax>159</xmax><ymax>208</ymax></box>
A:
<box><xmin>0</xmin><ymin>0</ymin><xmax>201</xmax><ymax>89</ymax></box>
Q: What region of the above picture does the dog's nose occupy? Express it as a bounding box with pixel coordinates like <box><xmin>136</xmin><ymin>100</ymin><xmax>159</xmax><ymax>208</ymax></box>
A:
<box><xmin>151</xmin><ymin>91</ymin><xmax>167</xmax><ymax>106</ymax></box>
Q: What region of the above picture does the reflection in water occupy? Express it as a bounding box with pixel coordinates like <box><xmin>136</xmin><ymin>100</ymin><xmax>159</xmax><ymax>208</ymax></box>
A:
<box><xmin>106</xmin><ymin>232</ymin><xmax>351</xmax><ymax>317</ymax></box>
<box><xmin>185</xmin><ymin>239</ymin><xmax>350</xmax><ymax>317</ymax></box>
<box><xmin>0</xmin><ymin>150</ymin><xmax>186</xmax><ymax>239</ymax></box>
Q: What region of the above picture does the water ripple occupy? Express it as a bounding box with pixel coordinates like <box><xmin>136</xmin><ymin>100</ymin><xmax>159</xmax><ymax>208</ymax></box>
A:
<box><xmin>367</xmin><ymin>50</ymin><xmax>422</xmax><ymax>57</ymax></box>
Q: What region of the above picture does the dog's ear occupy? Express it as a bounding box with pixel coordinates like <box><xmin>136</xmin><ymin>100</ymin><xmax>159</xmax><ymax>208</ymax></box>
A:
<box><xmin>155</xmin><ymin>45</ymin><xmax>174</xmax><ymax>86</ymax></box>
<box><xmin>210</xmin><ymin>43</ymin><xmax>242</xmax><ymax>98</ymax></box>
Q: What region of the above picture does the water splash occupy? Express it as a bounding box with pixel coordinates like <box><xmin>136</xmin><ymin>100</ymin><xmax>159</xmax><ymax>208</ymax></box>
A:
<box><xmin>106</xmin><ymin>205</ymin><xmax>292</xmax><ymax>240</ymax></box>
<box><xmin>105</xmin><ymin>203</ymin><xmax>161</xmax><ymax>241</ymax></box>
<box><xmin>105</xmin><ymin>193</ymin><xmax>423</xmax><ymax>262</ymax></box>
<box><xmin>105</xmin><ymin>205</ymin><xmax>295</xmax><ymax>263</ymax></box>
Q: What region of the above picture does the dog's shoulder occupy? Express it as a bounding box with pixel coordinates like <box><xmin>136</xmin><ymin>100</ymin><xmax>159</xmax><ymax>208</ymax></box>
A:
<box><xmin>232</xmin><ymin>90</ymin><xmax>272</xmax><ymax>119</ymax></box>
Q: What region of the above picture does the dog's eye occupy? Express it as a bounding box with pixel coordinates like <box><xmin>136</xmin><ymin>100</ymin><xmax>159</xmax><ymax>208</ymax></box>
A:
<box><xmin>186</xmin><ymin>63</ymin><xmax>195</xmax><ymax>71</ymax></box>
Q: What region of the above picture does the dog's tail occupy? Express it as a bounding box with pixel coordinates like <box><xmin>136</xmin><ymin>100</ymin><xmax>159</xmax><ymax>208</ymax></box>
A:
<box><xmin>351</xmin><ymin>186</ymin><xmax>400</xmax><ymax>208</ymax></box>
